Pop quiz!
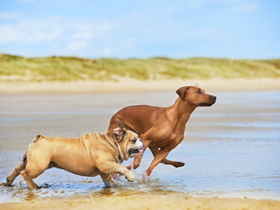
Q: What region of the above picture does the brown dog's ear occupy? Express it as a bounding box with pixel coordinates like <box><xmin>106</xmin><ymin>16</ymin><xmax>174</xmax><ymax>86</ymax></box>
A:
<box><xmin>176</xmin><ymin>86</ymin><xmax>190</xmax><ymax>101</ymax></box>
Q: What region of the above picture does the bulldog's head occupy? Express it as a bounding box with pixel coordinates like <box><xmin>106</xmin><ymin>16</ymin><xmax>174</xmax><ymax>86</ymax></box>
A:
<box><xmin>113</xmin><ymin>120</ymin><xmax>144</xmax><ymax>159</ymax></box>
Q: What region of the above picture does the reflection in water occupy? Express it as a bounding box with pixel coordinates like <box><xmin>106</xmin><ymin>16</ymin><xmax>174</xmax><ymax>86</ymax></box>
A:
<box><xmin>1</xmin><ymin>139</ymin><xmax>279</xmax><ymax>203</ymax></box>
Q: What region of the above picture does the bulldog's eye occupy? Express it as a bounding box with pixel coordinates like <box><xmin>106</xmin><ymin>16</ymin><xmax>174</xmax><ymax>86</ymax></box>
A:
<box><xmin>196</xmin><ymin>89</ymin><xmax>202</xmax><ymax>94</ymax></box>
<box><xmin>131</xmin><ymin>139</ymin><xmax>137</xmax><ymax>143</ymax></box>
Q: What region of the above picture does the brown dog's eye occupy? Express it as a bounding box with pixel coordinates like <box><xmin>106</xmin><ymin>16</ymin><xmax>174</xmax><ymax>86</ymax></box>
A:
<box><xmin>196</xmin><ymin>89</ymin><xmax>202</xmax><ymax>94</ymax></box>
<box><xmin>132</xmin><ymin>139</ymin><xmax>137</xmax><ymax>143</ymax></box>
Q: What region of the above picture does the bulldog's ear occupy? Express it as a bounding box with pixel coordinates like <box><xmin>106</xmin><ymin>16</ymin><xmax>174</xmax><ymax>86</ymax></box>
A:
<box><xmin>113</xmin><ymin>123</ymin><xmax>126</xmax><ymax>141</ymax></box>
<box><xmin>118</xmin><ymin>120</ymin><xmax>126</xmax><ymax>130</ymax></box>
<box><xmin>176</xmin><ymin>86</ymin><xmax>190</xmax><ymax>101</ymax></box>
<box><xmin>113</xmin><ymin>127</ymin><xmax>123</xmax><ymax>136</ymax></box>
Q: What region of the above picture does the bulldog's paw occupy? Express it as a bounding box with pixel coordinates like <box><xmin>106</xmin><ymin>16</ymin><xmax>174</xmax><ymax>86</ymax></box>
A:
<box><xmin>125</xmin><ymin>171</ymin><xmax>135</xmax><ymax>182</ymax></box>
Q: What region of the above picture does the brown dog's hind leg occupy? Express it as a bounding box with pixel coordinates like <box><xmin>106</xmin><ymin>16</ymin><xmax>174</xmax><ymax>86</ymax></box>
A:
<box><xmin>161</xmin><ymin>159</ymin><xmax>185</xmax><ymax>168</ymax></box>
<box><xmin>149</xmin><ymin>146</ymin><xmax>185</xmax><ymax>168</ymax></box>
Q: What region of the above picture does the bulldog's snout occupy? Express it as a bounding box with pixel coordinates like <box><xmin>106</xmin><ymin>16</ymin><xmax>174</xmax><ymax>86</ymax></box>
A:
<box><xmin>137</xmin><ymin>138</ymin><xmax>144</xmax><ymax>149</ymax></box>
<box><xmin>129</xmin><ymin>138</ymin><xmax>145</xmax><ymax>157</ymax></box>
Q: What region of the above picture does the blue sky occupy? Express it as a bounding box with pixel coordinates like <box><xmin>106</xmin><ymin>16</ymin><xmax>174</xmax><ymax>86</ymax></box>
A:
<box><xmin>0</xmin><ymin>0</ymin><xmax>279</xmax><ymax>59</ymax></box>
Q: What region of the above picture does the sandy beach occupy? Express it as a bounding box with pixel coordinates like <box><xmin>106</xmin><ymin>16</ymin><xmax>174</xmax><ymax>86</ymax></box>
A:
<box><xmin>0</xmin><ymin>81</ymin><xmax>280</xmax><ymax>209</ymax></box>
<box><xmin>1</xmin><ymin>78</ymin><xmax>280</xmax><ymax>94</ymax></box>
<box><xmin>1</xmin><ymin>195</ymin><xmax>280</xmax><ymax>210</ymax></box>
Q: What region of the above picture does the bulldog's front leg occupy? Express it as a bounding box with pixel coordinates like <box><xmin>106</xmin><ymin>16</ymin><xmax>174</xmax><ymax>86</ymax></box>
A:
<box><xmin>98</xmin><ymin>161</ymin><xmax>135</xmax><ymax>182</ymax></box>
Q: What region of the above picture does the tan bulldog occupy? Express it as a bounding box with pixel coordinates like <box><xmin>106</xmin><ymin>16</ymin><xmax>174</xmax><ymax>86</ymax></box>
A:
<box><xmin>2</xmin><ymin>121</ymin><xmax>144</xmax><ymax>189</ymax></box>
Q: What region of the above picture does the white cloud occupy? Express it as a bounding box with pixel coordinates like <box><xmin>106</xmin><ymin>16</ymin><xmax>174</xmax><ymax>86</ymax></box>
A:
<box><xmin>0</xmin><ymin>20</ymin><xmax>62</xmax><ymax>44</ymax></box>
<box><xmin>0</xmin><ymin>11</ymin><xmax>18</xmax><ymax>20</ymax></box>
<box><xmin>231</xmin><ymin>3</ymin><xmax>258</xmax><ymax>12</ymax></box>
<box><xmin>72</xmin><ymin>31</ymin><xmax>92</xmax><ymax>39</ymax></box>
<box><xmin>91</xmin><ymin>48</ymin><xmax>115</xmax><ymax>57</ymax></box>
<box><xmin>241</xmin><ymin>3</ymin><xmax>258</xmax><ymax>12</ymax></box>
<box><xmin>0</xmin><ymin>15</ymin><xmax>119</xmax><ymax>45</ymax></box>
<box><xmin>67</xmin><ymin>41</ymin><xmax>86</xmax><ymax>51</ymax></box>
<box><xmin>188</xmin><ymin>27</ymin><xmax>233</xmax><ymax>41</ymax></box>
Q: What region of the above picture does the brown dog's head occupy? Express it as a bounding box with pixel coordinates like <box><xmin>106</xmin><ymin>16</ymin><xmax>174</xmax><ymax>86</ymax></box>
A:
<box><xmin>113</xmin><ymin>120</ymin><xmax>144</xmax><ymax>159</ymax></box>
<box><xmin>176</xmin><ymin>86</ymin><xmax>216</xmax><ymax>107</ymax></box>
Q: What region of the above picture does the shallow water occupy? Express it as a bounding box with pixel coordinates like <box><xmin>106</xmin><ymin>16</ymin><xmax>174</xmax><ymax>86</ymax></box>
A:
<box><xmin>0</xmin><ymin>91</ymin><xmax>280</xmax><ymax>202</ymax></box>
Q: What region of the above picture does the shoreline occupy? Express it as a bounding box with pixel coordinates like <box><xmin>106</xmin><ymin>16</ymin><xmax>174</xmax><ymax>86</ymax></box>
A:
<box><xmin>1</xmin><ymin>78</ymin><xmax>280</xmax><ymax>94</ymax></box>
<box><xmin>1</xmin><ymin>195</ymin><xmax>280</xmax><ymax>210</ymax></box>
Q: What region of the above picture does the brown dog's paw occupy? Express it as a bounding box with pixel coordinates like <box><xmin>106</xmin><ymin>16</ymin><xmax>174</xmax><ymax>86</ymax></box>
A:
<box><xmin>141</xmin><ymin>172</ymin><xmax>149</xmax><ymax>183</ymax></box>
<box><xmin>27</xmin><ymin>184</ymin><xmax>41</xmax><ymax>190</ymax></box>
<box><xmin>0</xmin><ymin>182</ymin><xmax>12</xmax><ymax>187</ymax></box>
<box><xmin>111</xmin><ymin>173</ymin><xmax>121</xmax><ymax>181</ymax></box>
<box><xmin>174</xmin><ymin>162</ymin><xmax>185</xmax><ymax>168</ymax></box>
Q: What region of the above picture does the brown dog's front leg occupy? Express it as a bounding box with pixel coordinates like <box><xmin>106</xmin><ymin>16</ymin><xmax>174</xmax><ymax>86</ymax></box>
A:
<box><xmin>146</xmin><ymin>150</ymin><xmax>169</xmax><ymax>176</ymax></box>
<box><xmin>131</xmin><ymin>138</ymin><xmax>151</xmax><ymax>170</ymax></box>
<box><xmin>100</xmin><ymin>173</ymin><xmax>115</xmax><ymax>186</ymax></box>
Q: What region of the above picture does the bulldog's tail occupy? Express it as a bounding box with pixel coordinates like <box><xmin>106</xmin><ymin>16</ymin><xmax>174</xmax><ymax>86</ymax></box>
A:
<box><xmin>32</xmin><ymin>134</ymin><xmax>43</xmax><ymax>143</ymax></box>
<box><xmin>23</xmin><ymin>134</ymin><xmax>44</xmax><ymax>165</ymax></box>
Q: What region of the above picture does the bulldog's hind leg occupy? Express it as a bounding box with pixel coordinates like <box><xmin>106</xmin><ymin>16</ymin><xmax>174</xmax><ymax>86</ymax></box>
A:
<box><xmin>100</xmin><ymin>173</ymin><xmax>116</xmax><ymax>187</ymax></box>
<box><xmin>20</xmin><ymin>155</ymin><xmax>51</xmax><ymax>189</ymax></box>
<box><xmin>3</xmin><ymin>153</ymin><xmax>27</xmax><ymax>186</ymax></box>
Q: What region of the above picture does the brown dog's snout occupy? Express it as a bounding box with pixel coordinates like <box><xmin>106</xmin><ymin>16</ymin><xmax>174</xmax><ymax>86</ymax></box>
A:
<box><xmin>210</xmin><ymin>95</ymin><xmax>217</xmax><ymax>105</ymax></box>
<box><xmin>212</xmin><ymin>95</ymin><xmax>217</xmax><ymax>101</ymax></box>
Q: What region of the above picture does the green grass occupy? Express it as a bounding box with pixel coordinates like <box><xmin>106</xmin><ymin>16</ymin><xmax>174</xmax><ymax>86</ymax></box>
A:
<box><xmin>0</xmin><ymin>54</ymin><xmax>279</xmax><ymax>82</ymax></box>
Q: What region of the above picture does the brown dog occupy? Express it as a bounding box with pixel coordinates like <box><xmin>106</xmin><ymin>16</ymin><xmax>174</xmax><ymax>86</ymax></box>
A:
<box><xmin>3</xmin><ymin>121</ymin><xmax>144</xmax><ymax>189</ymax></box>
<box><xmin>108</xmin><ymin>86</ymin><xmax>216</xmax><ymax>178</ymax></box>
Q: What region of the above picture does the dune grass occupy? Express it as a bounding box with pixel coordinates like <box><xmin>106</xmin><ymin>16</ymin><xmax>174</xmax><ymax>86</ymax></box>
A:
<box><xmin>0</xmin><ymin>54</ymin><xmax>279</xmax><ymax>82</ymax></box>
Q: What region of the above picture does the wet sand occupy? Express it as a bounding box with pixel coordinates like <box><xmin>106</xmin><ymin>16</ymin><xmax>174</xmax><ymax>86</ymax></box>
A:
<box><xmin>0</xmin><ymin>90</ymin><xmax>280</xmax><ymax>209</ymax></box>
<box><xmin>1</xmin><ymin>195</ymin><xmax>280</xmax><ymax>210</ymax></box>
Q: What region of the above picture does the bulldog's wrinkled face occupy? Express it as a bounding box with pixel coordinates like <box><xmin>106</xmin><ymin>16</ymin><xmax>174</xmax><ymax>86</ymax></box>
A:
<box><xmin>113</xmin><ymin>126</ymin><xmax>144</xmax><ymax>158</ymax></box>
<box><xmin>176</xmin><ymin>86</ymin><xmax>217</xmax><ymax>107</ymax></box>
<box><xmin>123</xmin><ymin>131</ymin><xmax>144</xmax><ymax>157</ymax></box>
